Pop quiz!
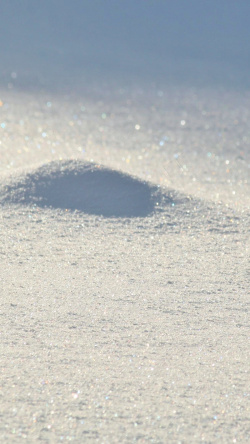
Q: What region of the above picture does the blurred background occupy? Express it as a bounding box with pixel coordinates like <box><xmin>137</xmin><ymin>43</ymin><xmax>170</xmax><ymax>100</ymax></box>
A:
<box><xmin>0</xmin><ymin>0</ymin><xmax>250</xmax><ymax>92</ymax></box>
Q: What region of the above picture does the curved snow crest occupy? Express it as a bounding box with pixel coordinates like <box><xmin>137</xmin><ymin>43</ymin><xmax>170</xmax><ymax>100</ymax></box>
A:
<box><xmin>0</xmin><ymin>160</ymin><xmax>172</xmax><ymax>218</ymax></box>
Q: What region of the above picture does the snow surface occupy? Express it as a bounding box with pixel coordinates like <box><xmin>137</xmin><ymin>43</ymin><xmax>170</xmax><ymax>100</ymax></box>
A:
<box><xmin>0</xmin><ymin>2</ymin><xmax>249</xmax><ymax>443</ymax></box>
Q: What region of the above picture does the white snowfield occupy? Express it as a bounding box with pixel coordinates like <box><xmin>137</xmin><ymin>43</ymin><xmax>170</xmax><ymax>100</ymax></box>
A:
<box><xmin>0</xmin><ymin>83</ymin><xmax>249</xmax><ymax>443</ymax></box>
<box><xmin>0</xmin><ymin>2</ymin><xmax>249</xmax><ymax>442</ymax></box>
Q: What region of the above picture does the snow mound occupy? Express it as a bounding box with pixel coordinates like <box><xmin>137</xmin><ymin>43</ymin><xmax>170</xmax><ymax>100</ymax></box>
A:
<box><xmin>0</xmin><ymin>160</ymin><xmax>170</xmax><ymax>218</ymax></box>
